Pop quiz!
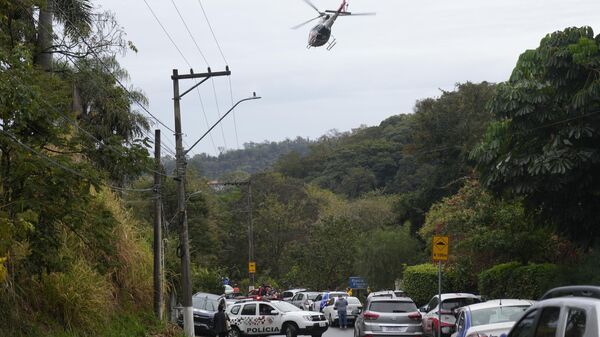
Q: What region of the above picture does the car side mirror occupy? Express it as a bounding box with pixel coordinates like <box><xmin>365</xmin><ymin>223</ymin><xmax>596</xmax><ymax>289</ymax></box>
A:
<box><xmin>419</xmin><ymin>306</ymin><xmax>428</xmax><ymax>313</ymax></box>
<box><xmin>270</xmin><ymin>310</ymin><xmax>279</xmax><ymax>315</ymax></box>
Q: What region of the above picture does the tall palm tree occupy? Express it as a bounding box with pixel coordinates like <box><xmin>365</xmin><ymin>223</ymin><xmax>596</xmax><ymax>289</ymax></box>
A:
<box><xmin>35</xmin><ymin>0</ymin><xmax>93</xmax><ymax>71</ymax></box>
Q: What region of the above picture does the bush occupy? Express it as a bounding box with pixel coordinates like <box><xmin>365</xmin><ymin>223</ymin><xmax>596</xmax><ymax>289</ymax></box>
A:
<box><xmin>33</xmin><ymin>259</ymin><xmax>114</xmax><ymax>332</ymax></box>
<box><xmin>403</xmin><ymin>263</ymin><xmax>453</xmax><ymax>306</ymax></box>
<box><xmin>478</xmin><ymin>262</ymin><xmax>567</xmax><ymax>300</ymax></box>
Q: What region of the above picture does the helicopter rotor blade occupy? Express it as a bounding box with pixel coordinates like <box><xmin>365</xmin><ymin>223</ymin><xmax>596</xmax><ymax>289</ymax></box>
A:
<box><xmin>301</xmin><ymin>0</ymin><xmax>322</xmax><ymax>14</ymax></box>
<box><xmin>291</xmin><ymin>14</ymin><xmax>323</xmax><ymax>30</ymax></box>
<box><xmin>325</xmin><ymin>10</ymin><xmax>376</xmax><ymax>16</ymax></box>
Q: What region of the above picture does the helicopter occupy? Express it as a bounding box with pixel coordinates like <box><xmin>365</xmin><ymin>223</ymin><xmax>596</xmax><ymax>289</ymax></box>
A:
<box><xmin>292</xmin><ymin>0</ymin><xmax>375</xmax><ymax>50</ymax></box>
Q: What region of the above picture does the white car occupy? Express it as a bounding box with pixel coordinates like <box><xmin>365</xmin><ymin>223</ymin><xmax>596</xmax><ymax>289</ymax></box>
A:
<box><xmin>452</xmin><ymin>299</ymin><xmax>535</xmax><ymax>337</ymax></box>
<box><xmin>322</xmin><ymin>296</ymin><xmax>363</xmax><ymax>326</ymax></box>
<box><xmin>367</xmin><ymin>290</ymin><xmax>407</xmax><ymax>300</ymax></box>
<box><xmin>282</xmin><ymin>288</ymin><xmax>308</xmax><ymax>302</ymax></box>
<box><xmin>311</xmin><ymin>291</ymin><xmax>349</xmax><ymax>312</ymax></box>
<box><xmin>228</xmin><ymin>299</ymin><xmax>328</xmax><ymax>337</ymax></box>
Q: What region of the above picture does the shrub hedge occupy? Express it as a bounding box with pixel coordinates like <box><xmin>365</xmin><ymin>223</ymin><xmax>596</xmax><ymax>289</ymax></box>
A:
<box><xmin>403</xmin><ymin>263</ymin><xmax>453</xmax><ymax>306</ymax></box>
<box><xmin>478</xmin><ymin>262</ymin><xmax>567</xmax><ymax>299</ymax></box>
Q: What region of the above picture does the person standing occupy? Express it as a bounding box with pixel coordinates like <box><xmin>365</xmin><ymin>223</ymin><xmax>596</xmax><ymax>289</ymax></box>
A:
<box><xmin>335</xmin><ymin>294</ymin><xmax>349</xmax><ymax>329</ymax></box>
<box><xmin>213</xmin><ymin>303</ymin><xmax>229</xmax><ymax>337</ymax></box>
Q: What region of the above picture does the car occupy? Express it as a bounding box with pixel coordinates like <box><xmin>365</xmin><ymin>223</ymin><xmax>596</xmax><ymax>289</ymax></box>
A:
<box><xmin>506</xmin><ymin>285</ymin><xmax>600</xmax><ymax>337</ymax></box>
<box><xmin>322</xmin><ymin>296</ymin><xmax>363</xmax><ymax>326</ymax></box>
<box><xmin>368</xmin><ymin>290</ymin><xmax>407</xmax><ymax>300</ymax></box>
<box><xmin>282</xmin><ymin>288</ymin><xmax>308</xmax><ymax>302</ymax></box>
<box><xmin>311</xmin><ymin>291</ymin><xmax>349</xmax><ymax>312</ymax></box>
<box><xmin>354</xmin><ymin>296</ymin><xmax>423</xmax><ymax>337</ymax></box>
<box><xmin>421</xmin><ymin>293</ymin><xmax>482</xmax><ymax>337</ymax></box>
<box><xmin>291</xmin><ymin>291</ymin><xmax>322</xmax><ymax>310</ymax></box>
<box><xmin>227</xmin><ymin>299</ymin><xmax>328</xmax><ymax>337</ymax></box>
<box><xmin>177</xmin><ymin>292</ymin><xmax>224</xmax><ymax>336</ymax></box>
<box><xmin>452</xmin><ymin>299</ymin><xmax>535</xmax><ymax>337</ymax></box>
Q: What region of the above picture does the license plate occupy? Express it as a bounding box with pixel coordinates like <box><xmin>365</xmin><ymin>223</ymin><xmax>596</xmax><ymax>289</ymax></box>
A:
<box><xmin>319</xmin><ymin>322</ymin><xmax>327</xmax><ymax>327</ymax></box>
<box><xmin>382</xmin><ymin>327</ymin><xmax>407</xmax><ymax>332</ymax></box>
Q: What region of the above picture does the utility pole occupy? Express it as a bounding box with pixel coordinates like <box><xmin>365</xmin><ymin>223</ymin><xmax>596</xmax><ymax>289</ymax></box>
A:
<box><xmin>153</xmin><ymin>129</ymin><xmax>163</xmax><ymax>320</ymax></box>
<box><xmin>248</xmin><ymin>182</ymin><xmax>255</xmax><ymax>290</ymax></box>
<box><xmin>172</xmin><ymin>67</ymin><xmax>231</xmax><ymax>337</ymax></box>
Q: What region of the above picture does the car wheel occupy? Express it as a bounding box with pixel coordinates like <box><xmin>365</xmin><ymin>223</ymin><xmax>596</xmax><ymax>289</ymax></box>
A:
<box><xmin>229</xmin><ymin>327</ymin><xmax>242</xmax><ymax>337</ymax></box>
<box><xmin>284</xmin><ymin>323</ymin><xmax>298</xmax><ymax>337</ymax></box>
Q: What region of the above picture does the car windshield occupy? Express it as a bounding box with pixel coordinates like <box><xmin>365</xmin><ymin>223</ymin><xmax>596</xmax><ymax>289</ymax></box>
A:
<box><xmin>307</xmin><ymin>293</ymin><xmax>319</xmax><ymax>300</ymax></box>
<box><xmin>272</xmin><ymin>301</ymin><xmax>302</xmax><ymax>312</ymax></box>
<box><xmin>192</xmin><ymin>296</ymin><xmax>220</xmax><ymax>311</ymax></box>
<box><xmin>470</xmin><ymin>306</ymin><xmax>530</xmax><ymax>326</ymax></box>
<box><xmin>370</xmin><ymin>301</ymin><xmax>417</xmax><ymax>313</ymax></box>
<box><xmin>441</xmin><ymin>298</ymin><xmax>480</xmax><ymax>311</ymax></box>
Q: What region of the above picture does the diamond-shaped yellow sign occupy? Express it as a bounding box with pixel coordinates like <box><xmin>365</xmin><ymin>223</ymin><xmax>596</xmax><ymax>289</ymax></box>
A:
<box><xmin>249</xmin><ymin>262</ymin><xmax>256</xmax><ymax>273</ymax></box>
<box><xmin>432</xmin><ymin>236</ymin><xmax>449</xmax><ymax>261</ymax></box>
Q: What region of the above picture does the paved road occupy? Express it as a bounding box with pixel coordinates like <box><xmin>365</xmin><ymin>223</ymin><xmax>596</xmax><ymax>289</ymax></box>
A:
<box><xmin>322</xmin><ymin>326</ymin><xmax>353</xmax><ymax>337</ymax></box>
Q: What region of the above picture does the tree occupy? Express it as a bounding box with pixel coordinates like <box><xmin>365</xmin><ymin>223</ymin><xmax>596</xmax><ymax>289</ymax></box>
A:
<box><xmin>395</xmin><ymin>82</ymin><xmax>496</xmax><ymax>231</ymax></box>
<box><xmin>472</xmin><ymin>26</ymin><xmax>600</xmax><ymax>244</ymax></box>
<box><xmin>355</xmin><ymin>225</ymin><xmax>422</xmax><ymax>290</ymax></box>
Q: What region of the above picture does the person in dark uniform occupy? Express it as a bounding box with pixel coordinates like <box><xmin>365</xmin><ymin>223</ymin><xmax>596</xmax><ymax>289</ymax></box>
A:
<box><xmin>213</xmin><ymin>302</ymin><xmax>229</xmax><ymax>337</ymax></box>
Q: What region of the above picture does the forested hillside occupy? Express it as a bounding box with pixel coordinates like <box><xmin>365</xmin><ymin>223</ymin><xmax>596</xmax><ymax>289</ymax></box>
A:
<box><xmin>164</xmin><ymin>137</ymin><xmax>312</xmax><ymax>180</ymax></box>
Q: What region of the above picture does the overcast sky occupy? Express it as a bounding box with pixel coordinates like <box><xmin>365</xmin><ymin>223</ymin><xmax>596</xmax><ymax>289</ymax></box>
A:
<box><xmin>94</xmin><ymin>0</ymin><xmax>600</xmax><ymax>157</ymax></box>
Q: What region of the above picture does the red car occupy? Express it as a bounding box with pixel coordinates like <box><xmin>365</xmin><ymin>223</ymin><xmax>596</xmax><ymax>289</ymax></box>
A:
<box><xmin>420</xmin><ymin>293</ymin><xmax>481</xmax><ymax>337</ymax></box>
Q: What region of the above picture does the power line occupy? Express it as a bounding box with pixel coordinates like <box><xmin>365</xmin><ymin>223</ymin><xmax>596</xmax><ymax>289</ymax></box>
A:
<box><xmin>38</xmin><ymin>2</ymin><xmax>180</xmax><ymax>158</ymax></box>
<box><xmin>0</xmin><ymin>129</ymin><xmax>154</xmax><ymax>193</ymax></box>
<box><xmin>169</xmin><ymin>0</ymin><xmax>210</xmax><ymax>66</ymax></box>
<box><xmin>166</xmin><ymin>0</ymin><xmax>220</xmax><ymax>155</ymax></box>
<box><xmin>195</xmin><ymin>0</ymin><xmax>237</xmax><ymax>151</ymax></box>
<box><xmin>142</xmin><ymin>0</ymin><xmax>192</xmax><ymax>68</ymax></box>
<box><xmin>228</xmin><ymin>76</ymin><xmax>240</xmax><ymax>149</ymax></box>
<box><xmin>8</xmin><ymin>6</ymin><xmax>178</xmax><ymax>161</ymax></box>
<box><xmin>196</xmin><ymin>0</ymin><xmax>228</xmax><ymax>65</ymax></box>
<box><xmin>210</xmin><ymin>77</ymin><xmax>228</xmax><ymax>151</ymax></box>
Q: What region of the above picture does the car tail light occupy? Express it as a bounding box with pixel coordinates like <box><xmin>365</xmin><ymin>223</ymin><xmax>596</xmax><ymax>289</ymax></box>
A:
<box><xmin>408</xmin><ymin>312</ymin><xmax>422</xmax><ymax>321</ymax></box>
<box><xmin>363</xmin><ymin>311</ymin><xmax>380</xmax><ymax>320</ymax></box>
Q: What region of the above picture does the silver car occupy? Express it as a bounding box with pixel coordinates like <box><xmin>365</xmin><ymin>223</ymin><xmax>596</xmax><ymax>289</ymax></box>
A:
<box><xmin>354</xmin><ymin>297</ymin><xmax>423</xmax><ymax>337</ymax></box>
<box><xmin>507</xmin><ymin>286</ymin><xmax>600</xmax><ymax>337</ymax></box>
<box><xmin>291</xmin><ymin>291</ymin><xmax>322</xmax><ymax>310</ymax></box>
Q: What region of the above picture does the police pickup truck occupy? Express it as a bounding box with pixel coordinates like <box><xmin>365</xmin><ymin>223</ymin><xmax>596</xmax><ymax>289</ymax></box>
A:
<box><xmin>228</xmin><ymin>299</ymin><xmax>329</xmax><ymax>337</ymax></box>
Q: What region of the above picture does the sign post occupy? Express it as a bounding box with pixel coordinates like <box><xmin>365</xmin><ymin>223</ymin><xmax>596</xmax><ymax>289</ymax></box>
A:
<box><xmin>248</xmin><ymin>262</ymin><xmax>256</xmax><ymax>274</ymax></box>
<box><xmin>432</xmin><ymin>236</ymin><xmax>449</xmax><ymax>337</ymax></box>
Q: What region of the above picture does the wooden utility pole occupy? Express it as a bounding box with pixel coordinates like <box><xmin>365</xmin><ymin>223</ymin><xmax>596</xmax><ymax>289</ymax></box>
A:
<box><xmin>172</xmin><ymin>67</ymin><xmax>231</xmax><ymax>337</ymax></box>
<box><xmin>153</xmin><ymin>129</ymin><xmax>163</xmax><ymax>319</ymax></box>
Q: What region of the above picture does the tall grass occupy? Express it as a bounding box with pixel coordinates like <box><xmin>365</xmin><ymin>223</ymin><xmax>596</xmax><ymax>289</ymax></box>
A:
<box><xmin>0</xmin><ymin>189</ymin><xmax>166</xmax><ymax>336</ymax></box>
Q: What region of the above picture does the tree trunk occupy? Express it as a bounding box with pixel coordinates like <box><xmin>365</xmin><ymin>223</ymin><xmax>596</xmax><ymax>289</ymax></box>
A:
<box><xmin>35</xmin><ymin>0</ymin><xmax>54</xmax><ymax>71</ymax></box>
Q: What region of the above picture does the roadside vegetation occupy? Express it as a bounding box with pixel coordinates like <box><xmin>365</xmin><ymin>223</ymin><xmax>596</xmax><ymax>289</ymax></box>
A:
<box><xmin>1</xmin><ymin>0</ymin><xmax>600</xmax><ymax>335</ymax></box>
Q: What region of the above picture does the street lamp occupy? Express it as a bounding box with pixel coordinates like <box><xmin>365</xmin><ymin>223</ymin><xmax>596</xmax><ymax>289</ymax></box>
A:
<box><xmin>185</xmin><ymin>93</ymin><xmax>262</xmax><ymax>155</ymax></box>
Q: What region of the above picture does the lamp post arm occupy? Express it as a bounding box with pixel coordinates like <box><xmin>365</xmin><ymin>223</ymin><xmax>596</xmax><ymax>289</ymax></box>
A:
<box><xmin>185</xmin><ymin>95</ymin><xmax>261</xmax><ymax>155</ymax></box>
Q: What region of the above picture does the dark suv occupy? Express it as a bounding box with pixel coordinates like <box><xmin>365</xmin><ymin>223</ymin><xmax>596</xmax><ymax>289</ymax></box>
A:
<box><xmin>178</xmin><ymin>292</ymin><xmax>224</xmax><ymax>336</ymax></box>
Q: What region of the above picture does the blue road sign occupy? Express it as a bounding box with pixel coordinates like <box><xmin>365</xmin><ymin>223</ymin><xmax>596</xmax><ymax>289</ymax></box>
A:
<box><xmin>349</xmin><ymin>276</ymin><xmax>368</xmax><ymax>289</ymax></box>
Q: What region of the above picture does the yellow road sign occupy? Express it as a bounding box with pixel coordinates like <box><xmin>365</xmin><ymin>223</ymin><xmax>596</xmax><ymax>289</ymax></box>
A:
<box><xmin>432</xmin><ymin>236</ymin><xmax>449</xmax><ymax>261</ymax></box>
<box><xmin>249</xmin><ymin>262</ymin><xmax>256</xmax><ymax>273</ymax></box>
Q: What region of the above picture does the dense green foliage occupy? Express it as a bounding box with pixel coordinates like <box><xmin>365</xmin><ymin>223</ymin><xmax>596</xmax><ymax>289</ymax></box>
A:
<box><xmin>472</xmin><ymin>26</ymin><xmax>600</xmax><ymax>244</ymax></box>
<box><xmin>0</xmin><ymin>1</ymin><xmax>174</xmax><ymax>336</ymax></box>
<box><xmin>403</xmin><ymin>264</ymin><xmax>452</xmax><ymax>306</ymax></box>
<box><xmin>478</xmin><ymin>262</ymin><xmax>567</xmax><ymax>300</ymax></box>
